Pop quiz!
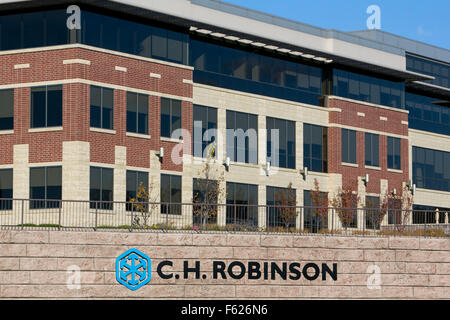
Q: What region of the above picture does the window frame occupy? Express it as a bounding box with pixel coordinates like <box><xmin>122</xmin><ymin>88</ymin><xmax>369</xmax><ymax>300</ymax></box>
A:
<box><xmin>266</xmin><ymin>117</ymin><xmax>296</xmax><ymax>169</ymax></box>
<box><xmin>126</xmin><ymin>91</ymin><xmax>149</xmax><ymax>135</ymax></box>
<box><xmin>387</xmin><ymin>137</ymin><xmax>402</xmax><ymax>170</ymax></box>
<box><xmin>341</xmin><ymin>128</ymin><xmax>357</xmax><ymax>164</ymax></box>
<box><xmin>226</xmin><ymin>110</ymin><xmax>258</xmax><ymax>164</ymax></box>
<box><xmin>30</xmin><ymin>85</ymin><xmax>63</xmax><ymax>129</ymax></box>
<box><xmin>193</xmin><ymin>105</ymin><xmax>218</xmax><ymax>159</ymax></box>
<box><xmin>90</xmin><ymin>86</ymin><xmax>114</xmax><ymax>130</ymax></box>
<box><xmin>365</xmin><ymin>133</ymin><xmax>380</xmax><ymax>167</ymax></box>
<box><xmin>90</xmin><ymin>166</ymin><xmax>114</xmax><ymax>210</ymax></box>
<box><xmin>160</xmin><ymin>98</ymin><xmax>182</xmax><ymax>138</ymax></box>
<box><xmin>29</xmin><ymin>166</ymin><xmax>62</xmax><ymax>209</ymax></box>
<box><xmin>160</xmin><ymin>174</ymin><xmax>182</xmax><ymax>215</ymax></box>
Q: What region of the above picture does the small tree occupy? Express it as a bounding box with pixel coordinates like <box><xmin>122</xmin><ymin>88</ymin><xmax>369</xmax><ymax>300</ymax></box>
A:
<box><xmin>193</xmin><ymin>145</ymin><xmax>225</xmax><ymax>231</ymax></box>
<box><xmin>130</xmin><ymin>179</ymin><xmax>159</xmax><ymax>229</ymax></box>
<box><xmin>308</xmin><ymin>179</ymin><xmax>329</xmax><ymax>232</ymax></box>
<box><xmin>274</xmin><ymin>182</ymin><xmax>297</xmax><ymax>232</ymax></box>
<box><xmin>330</xmin><ymin>185</ymin><xmax>361</xmax><ymax>234</ymax></box>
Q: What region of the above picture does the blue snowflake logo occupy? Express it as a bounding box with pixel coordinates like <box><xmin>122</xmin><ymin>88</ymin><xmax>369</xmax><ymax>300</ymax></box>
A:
<box><xmin>116</xmin><ymin>248</ymin><xmax>151</xmax><ymax>291</ymax></box>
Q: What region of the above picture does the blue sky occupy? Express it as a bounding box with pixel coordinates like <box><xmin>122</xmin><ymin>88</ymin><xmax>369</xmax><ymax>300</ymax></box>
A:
<box><xmin>223</xmin><ymin>0</ymin><xmax>450</xmax><ymax>50</ymax></box>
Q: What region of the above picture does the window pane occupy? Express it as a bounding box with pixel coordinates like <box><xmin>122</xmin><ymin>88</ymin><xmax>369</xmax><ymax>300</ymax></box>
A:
<box><xmin>152</xmin><ymin>28</ymin><xmax>167</xmax><ymax>59</ymax></box>
<box><xmin>171</xmin><ymin>100</ymin><xmax>182</xmax><ymax>133</ymax></box>
<box><xmin>46</xmin><ymin>167</ymin><xmax>62</xmax><ymax>200</ymax></box>
<box><xmin>46</xmin><ymin>86</ymin><xmax>62</xmax><ymax>127</ymax></box>
<box><xmin>126</xmin><ymin>92</ymin><xmax>137</xmax><ymax>133</ymax></box>
<box><xmin>160</xmin><ymin>98</ymin><xmax>171</xmax><ymax>138</ymax></box>
<box><xmin>30</xmin><ymin>168</ymin><xmax>45</xmax><ymax>200</ymax></box>
<box><xmin>137</xmin><ymin>94</ymin><xmax>149</xmax><ymax>135</ymax></box>
<box><xmin>90</xmin><ymin>87</ymin><xmax>102</xmax><ymax>128</ymax></box>
<box><xmin>0</xmin><ymin>89</ymin><xmax>14</xmax><ymax>130</ymax></box>
<box><xmin>31</xmin><ymin>87</ymin><xmax>46</xmax><ymax>128</ymax></box>
<box><xmin>90</xmin><ymin>167</ymin><xmax>101</xmax><ymax>202</ymax></box>
<box><xmin>102</xmin><ymin>88</ymin><xmax>114</xmax><ymax>130</ymax></box>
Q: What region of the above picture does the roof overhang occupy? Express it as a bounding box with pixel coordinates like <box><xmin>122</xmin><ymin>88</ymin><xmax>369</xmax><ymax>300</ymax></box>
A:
<box><xmin>407</xmin><ymin>81</ymin><xmax>450</xmax><ymax>99</ymax></box>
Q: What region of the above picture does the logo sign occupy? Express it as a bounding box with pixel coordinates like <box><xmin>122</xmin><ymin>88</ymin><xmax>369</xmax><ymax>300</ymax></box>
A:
<box><xmin>116</xmin><ymin>248</ymin><xmax>151</xmax><ymax>291</ymax></box>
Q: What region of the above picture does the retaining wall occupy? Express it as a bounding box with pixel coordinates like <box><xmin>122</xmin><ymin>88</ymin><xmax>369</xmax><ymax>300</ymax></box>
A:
<box><xmin>0</xmin><ymin>230</ymin><xmax>449</xmax><ymax>299</ymax></box>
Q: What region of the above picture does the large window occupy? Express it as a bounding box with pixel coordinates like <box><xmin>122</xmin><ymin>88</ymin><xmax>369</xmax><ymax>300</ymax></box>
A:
<box><xmin>0</xmin><ymin>89</ymin><xmax>13</xmax><ymax>131</ymax></box>
<box><xmin>30</xmin><ymin>85</ymin><xmax>63</xmax><ymax>128</ymax></box>
<box><xmin>303</xmin><ymin>190</ymin><xmax>328</xmax><ymax>233</ymax></box>
<box><xmin>226</xmin><ymin>110</ymin><xmax>258</xmax><ymax>164</ymax></box>
<box><xmin>341</xmin><ymin>129</ymin><xmax>357</xmax><ymax>164</ymax></box>
<box><xmin>160</xmin><ymin>174</ymin><xmax>181</xmax><ymax>215</ymax></box>
<box><xmin>193</xmin><ymin>105</ymin><xmax>217</xmax><ymax>158</ymax></box>
<box><xmin>161</xmin><ymin>98</ymin><xmax>182</xmax><ymax>138</ymax></box>
<box><xmin>267</xmin><ymin>117</ymin><xmax>295</xmax><ymax>169</ymax></box>
<box><xmin>0</xmin><ymin>169</ymin><xmax>13</xmax><ymax>210</ymax></box>
<box><xmin>406</xmin><ymin>54</ymin><xmax>450</xmax><ymax>89</ymax></box>
<box><xmin>81</xmin><ymin>10</ymin><xmax>188</xmax><ymax>65</ymax></box>
<box><xmin>405</xmin><ymin>92</ymin><xmax>450</xmax><ymax>136</ymax></box>
<box><xmin>303</xmin><ymin>124</ymin><xmax>328</xmax><ymax>173</ymax></box>
<box><xmin>90</xmin><ymin>167</ymin><xmax>114</xmax><ymax>209</ymax></box>
<box><xmin>191</xmin><ymin>39</ymin><xmax>322</xmax><ymax>106</ymax></box>
<box><xmin>0</xmin><ymin>10</ymin><xmax>68</xmax><ymax>51</ymax></box>
<box><xmin>387</xmin><ymin>137</ymin><xmax>402</xmax><ymax>170</ymax></box>
<box><xmin>126</xmin><ymin>170</ymin><xmax>149</xmax><ymax>202</ymax></box>
<box><xmin>0</xmin><ymin>9</ymin><xmax>188</xmax><ymax>65</ymax></box>
<box><xmin>333</xmin><ymin>69</ymin><xmax>405</xmax><ymax>109</ymax></box>
<box><xmin>193</xmin><ymin>178</ymin><xmax>218</xmax><ymax>225</ymax></box>
<box><xmin>30</xmin><ymin>167</ymin><xmax>62</xmax><ymax>209</ymax></box>
<box><xmin>226</xmin><ymin>182</ymin><xmax>258</xmax><ymax>227</ymax></box>
<box><xmin>90</xmin><ymin>86</ymin><xmax>114</xmax><ymax>130</ymax></box>
<box><xmin>365</xmin><ymin>196</ymin><xmax>381</xmax><ymax>230</ymax></box>
<box><xmin>266</xmin><ymin>186</ymin><xmax>296</xmax><ymax>229</ymax></box>
<box><xmin>365</xmin><ymin>133</ymin><xmax>380</xmax><ymax>167</ymax></box>
<box><xmin>413</xmin><ymin>147</ymin><xmax>450</xmax><ymax>192</ymax></box>
<box><xmin>127</xmin><ymin>92</ymin><xmax>149</xmax><ymax>135</ymax></box>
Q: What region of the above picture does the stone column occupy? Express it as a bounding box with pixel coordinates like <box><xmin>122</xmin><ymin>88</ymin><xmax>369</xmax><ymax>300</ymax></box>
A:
<box><xmin>62</xmin><ymin>141</ymin><xmax>90</xmax><ymax>201</ymax></box>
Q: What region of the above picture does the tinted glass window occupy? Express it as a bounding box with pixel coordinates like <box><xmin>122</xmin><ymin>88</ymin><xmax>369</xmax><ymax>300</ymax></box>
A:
<box><xmin>365</xmin><ymin>133</ymin><xmax>380</xmax><ymax>167</ymax></box>
<box><xmin>30</xmin><ymin>167</ymin><xmax>62</xmax><ymax>209</ymax></box>
<box><xmin>303</xmin><ymin>190</ymin><xmax>328</xmax><ymax>233</ymax></box>
<box><xmin>127</xmin><ymin>92</ymin><xmax>149</xmax><ymax>134</ymax></box>
<box><xmin>405</xmin><ymin>92</ymin><xmax>450</xmax><ymax>136</ymax></box>
<box><xmin>0</xmin><ymin>89</ymin><xmax>14</xmax><ymax>130</ymax></box>
<box><xmin>226</xmin><ymin>110</ymin><xmax>258</xmax><ymax>164</ymax></box>
<box><xmin>191</xmin><ymin>39</ymin><xmax>322</xmax><ymax>106</ymax></box>
<box><xmin>365</xmin><ymin>196</ymin><xmax>380</xmax><ymax>230</ymax></box>
<box><xmin>160</xmin><ymin>174</ymin><xmax>181</xmax><ymax>215</ymax></box>
<box><xmin>126</xmin><ymin>170</ymin><xmax>149</xmax><ymax>207</ymax></box>
<box><xmin>226</xmin><ymin>182</ymin><xmax>258</xmax><ymax>227</ymax></box>
<box><xmin>342</xmin><ymin>129</ymin><xmax>357</xmax><ymax>164</ymax></box>
<box><xmin>387</xmin><ymin>137</ymin><xmax>401</xmax><ymax>170</ymax></box>
<box><xmin>193</xmin><ymin>105</ymin><xmax>217</xmax><ymax>158</ymax></box>
<box><xmin>193</xmin><ymin>178</ymin><xmax>218</xmax><ymax>225</ymax></box>
<box><xmin>266</xmin><ymin>186</ymin><xmax>296</xmax><ymax>228</ymax></box>
<box><xmin>333</xmin><ymin>69</ymin><xmax>405</xmax><ymax>109</ymax></box>
<box><xmin>90</xmin><ymin>167</ymin><xmax>114</xmax><ymax>209</ymax></box>
<box><xmin>267</xmin><ymin>117</ymin><xmax>296</xmax><ymax>169</ymax></box>
<box><xmin>160</xmin><ymin>98</ymin><xmax>182</xmax><ymax>138</ymax></box>
<box><xmin>30</xmin><ymin>86</ymin><xmax>62</xmax><ymax>128</ymax></box>
<box><xmin>406</xmin><ymin>54</ymin><xmax>450</xmax><ymax>89</ymax></box>
<box><xmin>413</xmin><ymin>146</ymin><xmax>450</xmax><ymax>192</ymax></box>
<box><xmin>303</xmin><ymin>124</ymin><xmax>328</xmax><ymax>173</ymax></box>
<box><xmin>0</xmin><ymin>169</ymin><xmax>13</xmax><ymax>210</ymax></box>
<box><xmin>90</xmin><ymin>86</ymin><xmax>114</xmax><ymax>130</ymax></box>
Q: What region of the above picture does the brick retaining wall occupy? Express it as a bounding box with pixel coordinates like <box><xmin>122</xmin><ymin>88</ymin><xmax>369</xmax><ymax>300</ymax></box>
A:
<box><xmin>0</xmin><ymin>230</ymin><xmax>449</xmax><ymax>299</ymax></box>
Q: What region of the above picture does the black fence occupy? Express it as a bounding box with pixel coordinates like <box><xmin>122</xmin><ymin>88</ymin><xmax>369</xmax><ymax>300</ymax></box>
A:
<box><xmin>0</xmin><ymin>198</ymin><xmax>448</xmax><ymax>237</ymax></box>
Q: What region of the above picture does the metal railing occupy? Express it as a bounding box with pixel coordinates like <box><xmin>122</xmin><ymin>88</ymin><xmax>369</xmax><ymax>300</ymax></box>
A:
<box><xmin>0</xmin><ymin>198</ymin><xmax>448</xmax><ymax>237</ymax></box>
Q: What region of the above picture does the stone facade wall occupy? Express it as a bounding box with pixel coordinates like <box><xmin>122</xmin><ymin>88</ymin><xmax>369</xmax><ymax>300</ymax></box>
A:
<box><xmin>0</xmin><ymin>230</ymin><xmax>448</xmax><ymax>299</ymax></box>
